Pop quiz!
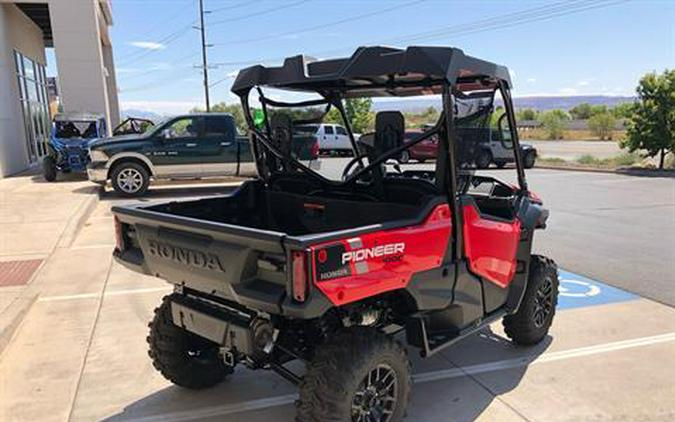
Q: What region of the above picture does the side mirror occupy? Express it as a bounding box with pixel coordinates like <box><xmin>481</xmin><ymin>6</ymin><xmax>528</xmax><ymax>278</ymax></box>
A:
<box><xmin>497</xmin><ymin>114</ymin><xmax>514</xmax><ymax>150</ymax></box>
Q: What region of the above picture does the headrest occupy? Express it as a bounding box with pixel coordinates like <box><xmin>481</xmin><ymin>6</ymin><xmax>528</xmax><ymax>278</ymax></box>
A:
<box><xmin>270</xmin><ymin>113</ymin><xmax>293</xmax><ymax>158</ymax></box>
<box><xmin>374</xmin><ymin>111</ymin><xmax>404</xmax><ymax>154</ymax></box>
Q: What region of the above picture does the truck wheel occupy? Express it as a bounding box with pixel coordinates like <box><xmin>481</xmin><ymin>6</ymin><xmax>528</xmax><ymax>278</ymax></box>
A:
<box><xmin>43</xmin><ymin>156</ymin><xmax>57</xmax><ymax>182</ymax></box>
<box><xmin>297</xmin><ymin>327</ymin><xmax>411</xmax><ymax>422</ymax></box>
<box><xmin>503</xmin><ymin>255</ymin><xmax>558</xmax><ymax>345</ymax></box>
<box><xmin>111</xmin><ymin>161</ymin><xmax>149</xmax><ymax>197</ymax></box>
<box><xmin>475</xmin><ymin>149</ymin><xmax>492</xmax><ymax>169</ymax></box>
<box><xmin>523</xmin><ymin>151</ymin><xmax>536</xmax><ymax>169</ymax></box>
<box><xmin>495</xmin><ymin>161</ymin><xmax>507</xmax><ymax>169</ymax></box>
<box><xmin>399</xmin><ymin>150</ymin><xmax>410</xmax><ymax>164</ymax></box>
<box><xmin>147</xmin><ymin>295</ymin><xmax>233</xmax><ymax>389</ymax></box>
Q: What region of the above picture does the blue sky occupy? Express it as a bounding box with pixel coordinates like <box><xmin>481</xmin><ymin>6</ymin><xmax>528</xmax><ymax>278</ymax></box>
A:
<box><xmin>47</xmin><ymin>0</ymin><xmax>674</xmax><ymax>114</ymax></box>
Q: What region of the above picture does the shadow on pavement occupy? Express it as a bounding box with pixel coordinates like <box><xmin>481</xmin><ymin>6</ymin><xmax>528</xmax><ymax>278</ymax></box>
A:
<box><xmin>103</xmin><ymin>329</ymin><xmax>551</xmax><ymax>422</ymax></box>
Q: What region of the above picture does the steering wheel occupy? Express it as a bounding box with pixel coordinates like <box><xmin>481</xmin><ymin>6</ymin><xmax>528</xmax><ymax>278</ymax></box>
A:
<box><xmin>342</xmin><ymin>155</ymin><xmax>370</xmax><ymax>181</ymax></box>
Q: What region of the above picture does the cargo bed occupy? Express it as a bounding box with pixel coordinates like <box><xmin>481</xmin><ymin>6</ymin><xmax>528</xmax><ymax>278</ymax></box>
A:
<box><xmin>112</xmin><ymin>179</ymin><xmax>439</xmax><ymax>317</ymax></box>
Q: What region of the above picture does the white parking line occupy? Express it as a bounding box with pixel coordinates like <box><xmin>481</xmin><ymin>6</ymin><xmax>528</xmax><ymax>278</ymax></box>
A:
<box><xmin>120</xmin><ymin>332</ymin><xmax>675</xmax><ymax>422</ymax></box>
<box><xmin>37</xmin><ymin>286</ymin><xmax>172</xmax><ymax>302</ymax></box>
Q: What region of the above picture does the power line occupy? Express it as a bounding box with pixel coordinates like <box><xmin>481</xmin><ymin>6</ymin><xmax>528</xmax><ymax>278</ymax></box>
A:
<box><xmin>212</xmin><ymin>0</ymin><xmax>428</xmax><ymax>46</ymax></box>
<box><xmin>208</xmin><ymin>0</ymin><xmax>310</xmax><ymax>26</ymax></box>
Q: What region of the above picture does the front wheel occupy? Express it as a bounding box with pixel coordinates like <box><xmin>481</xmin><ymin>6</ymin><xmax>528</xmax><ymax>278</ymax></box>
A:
<box><xmin>111</xmin><ymin>161</ymin><xmax>150</xmax><ymax>196</ymax></box>
<box><xmin>43</xmin><ymin>156</ymin><xmax>57</xmax><ymax>182</ymax></box>
<box><xmin>147</xmin><ymin>295</ymin><xmax>233</xmax><ymax>389</ymax></box>
<box><xmin>297</xmin><ymin>327</ymin><xmax>411</xmax><ymax>422</ymax></box>
<box><xmin>503</xmin><ymin>255</ymin><xmax>558</xmax><ymax>345</ymax></box>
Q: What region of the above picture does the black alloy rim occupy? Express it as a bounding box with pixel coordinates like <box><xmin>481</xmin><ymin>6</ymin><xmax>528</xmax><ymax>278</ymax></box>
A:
<box><xmin>352</xmin><ymin>363</ymin><xmax>399</xmax><ymax>422</ymax></box>
<box><xmin>533</xmin><ymin>276</ymin><xmax>554</xmax><ymax>328</ymax></box>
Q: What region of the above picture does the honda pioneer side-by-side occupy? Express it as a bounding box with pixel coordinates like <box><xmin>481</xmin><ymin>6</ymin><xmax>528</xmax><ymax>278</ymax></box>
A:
<box><xmin>111</xmin><ymin>46</ymin><xmax>558</xmax><ymax>421</ymax></box>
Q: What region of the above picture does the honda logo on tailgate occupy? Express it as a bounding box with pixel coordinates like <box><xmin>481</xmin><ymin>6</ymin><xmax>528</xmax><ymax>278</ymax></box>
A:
<box><xmin>148</xmin><ymin>240</ymin><xmax>226</xmax><ymax>273</ymax></box>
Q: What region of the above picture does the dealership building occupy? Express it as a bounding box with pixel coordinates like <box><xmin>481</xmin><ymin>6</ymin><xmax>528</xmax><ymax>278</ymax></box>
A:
<box><xmin>0</xmin><ymin>0</ymin><xmax>119</xmax><ymax>178</ymax></box>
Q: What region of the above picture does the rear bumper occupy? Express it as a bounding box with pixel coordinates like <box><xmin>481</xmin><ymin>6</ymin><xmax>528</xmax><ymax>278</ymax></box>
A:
<box><xmin>87</xmin><ymin>161</ymin><xmax>108</xmax><ymax>182</ymax></box>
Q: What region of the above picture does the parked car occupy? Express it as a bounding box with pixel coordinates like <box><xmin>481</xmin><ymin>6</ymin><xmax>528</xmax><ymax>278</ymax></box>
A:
<box><xmin>87</xmin><ymin>113</ymin><xmax>320</xmax><ymax>196</ymax></box>
<box><xmin>297</xmin><ymin>123</ymin><xmax>353</xmax><ymax>155</ymax></box>
<box><xmin>43</xmin><ymin>112</ymin><xmax>107</xmax><ymax>182</ymax></box>
<box><xmin>400</xmin><ymin>122</ymin><xmax>537</xmax><ymax>169</ymax></box>
<box><xmin>400</xmin><ymin>127</ymin><xmax>439</xmax><ymax>163</ymax></box>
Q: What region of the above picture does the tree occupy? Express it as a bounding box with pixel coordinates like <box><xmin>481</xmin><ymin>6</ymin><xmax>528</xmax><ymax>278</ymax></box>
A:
<box><xmin>610</xmin><ymin>102</ymin><xmax>635</xmax><ymax>119</ymax></box>
<box><xmin>344</xmin><ymin>98</ymin><xmax>374</xmax><ymax>133</ymax></box>
<box><xmin>539</xmin><ymin>109</ymin><xmax>569</xmax><ymax>139</ymax></box>
<box><xmin>569</xmin><ymin>103</ymin><xmax>593</xmax><ymax>120</ymax></box>
<box><xmin>191</xmin><ymin>102</ymin><xmax>247</xmax><ymax>133</ymax></box>
<box><xmin>517</xmin><ymin>108</ymin><xmax>538</xmax><ymax>121</ymax></box>
<box><xmin>621</xmin><ymin>69</ymin><xmax>675</xmax><ymax>169</ymax></box>
<box><xmin>588</xmin><ymin>112</ymin><xmax>616</xmax><ymax>140</ymax></box>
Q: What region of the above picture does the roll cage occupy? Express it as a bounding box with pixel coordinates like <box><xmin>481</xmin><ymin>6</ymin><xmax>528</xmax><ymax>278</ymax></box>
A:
<box><xmin>231</xmin><ymin>45</ymin><xmax>528</xmax><ymax>261</ymax></box>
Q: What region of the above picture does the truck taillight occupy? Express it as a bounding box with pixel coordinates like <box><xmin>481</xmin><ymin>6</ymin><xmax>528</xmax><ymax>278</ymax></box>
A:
<box><xmin>311</xmin><ymin>138</ymin><xmax>320</xmax><ymax>159</ymax></box>
<box><xmin>113</xmin><ymin>216</ymin><xmax>124</xmax><ymax>251</ymax></box>
<box><xmin>292</xmin><ymin>251</ymin><xmax>308</xmax><ymax>302</ymax></box>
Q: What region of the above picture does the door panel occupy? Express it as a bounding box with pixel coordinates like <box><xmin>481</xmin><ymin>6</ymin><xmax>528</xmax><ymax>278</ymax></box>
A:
<box><xmin>150</xmin><ymin>116</ymin><xmax>204</xmax><ymax>176</ymax></box>
<box><xmin>201</xmin><ymin>116</ymin><xmax>237</xmax><ymax>176</ymax></box>
<box><xmin>462</xmin><ymin>201</ymin><xmax>521</xmax><ymax>288</ymax></box>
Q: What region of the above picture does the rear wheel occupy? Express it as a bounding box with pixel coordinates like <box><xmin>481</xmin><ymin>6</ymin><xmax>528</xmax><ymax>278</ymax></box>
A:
<box><xmin>503</xmin><ymin>255</ymin><xmax>558</xmax><ymax>345</ymax></box>
<box><xmin>523</xmin><ymin>151</ymin><xmax>536</xmax><ymax>169</ymax></box>
<box><xmin>147</xmin><ymin>295</ymin><xmax>233</xmax><ymax>389</ymax></box>
<box><xmin>475</xmin><ymin>149</ymin><xmax>492</xmax><ymax>169</ymax></box>
<box><xmin>111</xmin><ymin>161</ymin><xmax>150</xmax><ymax>197</ymax></box>
<box><xmin>297</xmin><ymin>327</ymin><xmax>411</xmax><ymax>422</ymax></box>
<box><xmin>43</xmin><ymin>156</ymin><xmax>57</xmax><ymax>182</ymax></box>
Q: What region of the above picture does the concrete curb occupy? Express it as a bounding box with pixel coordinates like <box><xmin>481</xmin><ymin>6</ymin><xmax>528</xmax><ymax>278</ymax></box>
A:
<box><xmin>535</xmin><ymin>165</ymin><xmax>675</xmax><ymax>178</ymax></box>
<box><xmin>0</xmin><ymin>293</ymin><xmax>38</xmax><ymax>357</ymax></box>
<box><xmin>56</xmin><ymin>186</ymin><xmax>100</xmax><ymax>249</ymax></box>
<box><xmin>1</xmin><ymin>187</ymin><xmax>99</xmax><ymax>356</ymax></box>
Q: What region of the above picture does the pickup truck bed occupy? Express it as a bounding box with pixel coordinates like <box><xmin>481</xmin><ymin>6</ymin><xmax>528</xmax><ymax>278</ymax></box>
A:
<box><xmin>113</xmin><ymin>179</ymin><xmax>439</xmax><ymax>318</ymax></box>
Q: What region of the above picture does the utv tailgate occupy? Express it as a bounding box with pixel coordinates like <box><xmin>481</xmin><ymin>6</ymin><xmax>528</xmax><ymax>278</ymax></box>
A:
<box><xmin>112</xmin><ymin>205</ymin><xmax>295</xmax><ymax>315</ymax></box>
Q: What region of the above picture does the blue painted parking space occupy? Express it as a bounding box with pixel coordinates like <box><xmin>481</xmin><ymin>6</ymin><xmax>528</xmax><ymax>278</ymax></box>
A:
<box><xmin>557</xmin><ymin>269</ymin><xmax>638</xmax><ymax>310</ymax></box>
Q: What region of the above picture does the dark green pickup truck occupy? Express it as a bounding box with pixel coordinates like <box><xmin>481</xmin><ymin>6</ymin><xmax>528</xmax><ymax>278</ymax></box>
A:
<box><xmin>87</xmin><ymin>113</ymin><xmax>320</xmax><ymax>196</ymax></box>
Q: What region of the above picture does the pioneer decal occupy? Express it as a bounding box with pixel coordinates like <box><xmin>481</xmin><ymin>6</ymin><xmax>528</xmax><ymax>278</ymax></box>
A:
<box><xmin>315</xmin><ymin>241</ymin><xmax>406</xmax><ymax>282</ymax></box>
<box><xmin>147</xmin><ymin>240</ymin><xmax>226</xmax><ymax>273</ymax></box>
<box><xmin>342</xmin><ymin>243</ymin><xmax>405</xmax><ymax>264</ymax></box>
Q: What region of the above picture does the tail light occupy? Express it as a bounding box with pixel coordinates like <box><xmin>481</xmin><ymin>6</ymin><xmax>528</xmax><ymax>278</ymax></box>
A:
<box><xmin>113</xmin><ymin>216</ymin><xmax>125</xmax><ymax>252</ymax></box>
<box><xmin>310</xmin><ymin>138</ymin><xmax>320</xmax><ymax>159</ymax></box>
<box><xmin>292</xmin><ymin>250</ymin><xmax>309</xmax><ymax>302</ymax></box>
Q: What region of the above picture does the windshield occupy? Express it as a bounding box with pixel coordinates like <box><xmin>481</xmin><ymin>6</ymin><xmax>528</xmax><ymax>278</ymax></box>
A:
<box><xmin>54</xmin><ymin>121</ymin><xmax>99</xmax><ymax>139</ymax></box>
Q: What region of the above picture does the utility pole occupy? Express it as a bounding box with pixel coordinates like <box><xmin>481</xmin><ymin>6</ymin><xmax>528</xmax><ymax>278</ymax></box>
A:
<box><xmin>198</xmin><ymin>0</ymin><xmax>210</xmax><ymax>111</ymax></box>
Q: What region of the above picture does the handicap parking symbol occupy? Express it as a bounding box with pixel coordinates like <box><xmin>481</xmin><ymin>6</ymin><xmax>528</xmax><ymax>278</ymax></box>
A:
<box><xmin>557</xmin><ymin>270</ymin><xmax>638</xmax><ymax>310</ymax></box>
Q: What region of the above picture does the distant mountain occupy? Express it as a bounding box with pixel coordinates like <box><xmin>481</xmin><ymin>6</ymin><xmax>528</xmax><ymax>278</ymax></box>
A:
<box><xmin>372</xmin><ymin>95</ymin><xmax>636</xmax><ymax>112</ymax></box>
<box><xmin>121</xmin><ymin>109</ymin><xmax>164</xmax><ymax>121</ymax></box>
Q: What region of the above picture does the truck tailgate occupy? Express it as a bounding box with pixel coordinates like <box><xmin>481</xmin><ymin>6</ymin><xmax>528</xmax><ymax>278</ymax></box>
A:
<box><xmin>113</xmin><ymin>205</ymin><xmax>289</xmax><ymax>314</ymax></box>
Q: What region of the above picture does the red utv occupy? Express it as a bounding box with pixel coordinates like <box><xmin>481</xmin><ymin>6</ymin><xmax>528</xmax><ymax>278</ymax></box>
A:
<box><xmin>112</xmin><ymin>46</ymin><xmax>558</xmax><ymax>421</ymax></box>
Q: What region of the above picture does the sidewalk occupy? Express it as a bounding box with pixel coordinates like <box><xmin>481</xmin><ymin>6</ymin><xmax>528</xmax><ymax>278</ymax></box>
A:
<box><xmin>0</xmin><ymin>172</ymin><xmax>99</xmax><ymax>354</ymax></box>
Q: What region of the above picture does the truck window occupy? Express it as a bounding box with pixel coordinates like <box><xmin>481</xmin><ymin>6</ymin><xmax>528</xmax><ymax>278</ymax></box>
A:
<box><xmin>164</xmin><ymin>117</ymin><xmax>199</xmax><ymax>139</ymax></box>
<box><xmin>335</xmin><ymin>126</ymin><xmax>347</xmax><ymax>135</ymax></box>
<box><xmin>324</xmin><ymin>126</ymin><xmax>334</xmax><ymax>135</ymax></box>
<box><xmin>205</xmin><ymin>116</ymin><xmax>233</xmax><ymax>138</ymax></box>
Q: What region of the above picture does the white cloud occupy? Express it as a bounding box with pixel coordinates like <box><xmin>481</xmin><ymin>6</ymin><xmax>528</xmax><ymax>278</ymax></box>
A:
<box><xmin>526</xmin><ymin>78</ymin><xmax>536</xmax><ymax>83</ymax></box>
<box><xmin>129</xmin><ymin>41</ymin><xmax>166</xmax><ymax>50</ymax></box>
<box><xmin>121</xmin><ymin>100</ymin><xmax>201</xmax><ymax>115</ymax></box>
<box><xmin>558</xmin><ymin>87</ymin><xmax>578</xmax><ymax>96</ymax></box>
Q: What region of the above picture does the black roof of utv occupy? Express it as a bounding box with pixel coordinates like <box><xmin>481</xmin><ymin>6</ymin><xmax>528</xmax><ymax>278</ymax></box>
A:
<box><xmin>231</xmin><ymin>46</ymin><xmax>512</xmax><ymax>98</ymax></box>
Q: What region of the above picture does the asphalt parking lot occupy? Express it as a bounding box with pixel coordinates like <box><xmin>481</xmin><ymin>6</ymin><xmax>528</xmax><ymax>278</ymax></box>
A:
<box><xmin>1</xmin><ymin>162</ymin><xmax>674</xmax><ymax>421</ymax></box>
